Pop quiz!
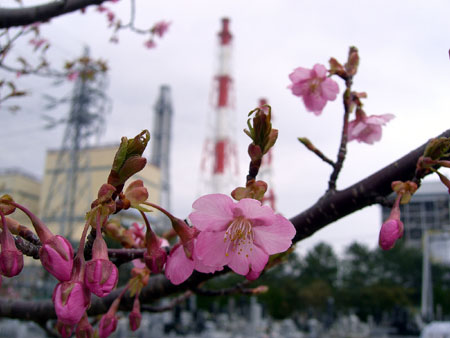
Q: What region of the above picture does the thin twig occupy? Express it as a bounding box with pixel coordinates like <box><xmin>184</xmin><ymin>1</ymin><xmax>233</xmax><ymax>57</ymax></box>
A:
<box><xmin>192</xmin><ymin>281</ymin><xmax>255</xmax><ymax>297</ymax></box>
<box><xmin>140</xmin><ymin>290</ymin><xmax>192</xmax><ymax>313</ymax></box>
<box><xmin>328</xmin><ymin>78</ymin><xmax>353</xmax><ymax>192</ymax></box>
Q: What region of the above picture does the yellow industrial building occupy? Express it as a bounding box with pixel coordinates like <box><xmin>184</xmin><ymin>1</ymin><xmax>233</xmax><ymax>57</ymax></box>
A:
<box><xmin>39</xmin><ymin>144</ymin><xmax>161</xmax><ymax>241</ymax></box>
<box><xmin>0</xmin><ymin>144</ymin><xmax>161</xmax><ymax>243</ymax></box>
<box><xmin>0</xmin><ymin>169</ymin><xmax>41</xmax><ymax>226</ymax></box>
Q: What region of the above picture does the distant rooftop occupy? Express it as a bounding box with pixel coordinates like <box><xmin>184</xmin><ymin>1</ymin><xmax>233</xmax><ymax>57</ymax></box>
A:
<box><xmin>0</xmin><ymin>167</ymin><xmax>41</xmax><ymax>182</ymax></box>
<box><xmin>416</xmin><ymin>178</ymin><xmax>448</xmax><ymax>196</ymax></box>
<box><xmin>46</xmin><ymin>142</ymin><xmax>120</xmax><ymax>153</ymax></box>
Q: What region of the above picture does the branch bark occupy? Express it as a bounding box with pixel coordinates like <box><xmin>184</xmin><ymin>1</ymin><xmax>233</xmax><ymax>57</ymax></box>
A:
<box><xmin>0</xmin><ymin>0</ymin><xmax>108</xmax><ymax>28</ymax></box>
<box><xmin>0</xmin><ymin>129</ymin><xmax>448</xmax><ymax>322</ymax></box>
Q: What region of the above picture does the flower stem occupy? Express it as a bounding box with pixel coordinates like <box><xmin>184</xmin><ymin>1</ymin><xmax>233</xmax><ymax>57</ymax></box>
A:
<box><xmin>328</xmin><ymin>77</ymin><xmax>353</xmax><ymax>192</ymax></box>
<box><xmin>7</xmin><ymin>201</ymin><xmax>52</xmax><ymax>242</ymax></box>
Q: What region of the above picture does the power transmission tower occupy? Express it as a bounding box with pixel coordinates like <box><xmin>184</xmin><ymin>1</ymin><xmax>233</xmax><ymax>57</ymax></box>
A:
<box><xmin>40</xmin><ymin>47</ymin><xmax>110</xmax><ymax>238</ymax></box>
<box><xmin>150</xmin><ymin>85</ymin><xmax>173</xmax><ymax>212</ymax></box>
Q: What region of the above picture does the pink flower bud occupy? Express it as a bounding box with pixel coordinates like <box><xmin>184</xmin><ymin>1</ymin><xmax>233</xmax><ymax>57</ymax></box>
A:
<box><xmin>98</xmin><ymin>312</ymin><xmax>118</xmax><ymax>338</ymax></box>
<box><xmin>143</xmin><ymin>249</ymin><xmax>167</xmax><ymax>274</ymax></box>
<box><xmin>84</xmin><ymin>259</ymin><xmax>118</xmax><ymax>297</ymax></box>
<box><xmin>56</xmin><ymin>320</ymin><xmax>75</xmax><ymax>338</ymax></box>
<box><xmin>129</xmin><ymin>296</ymin><xmax>141</xmax><ymax>331</ymax></box>
<box><xmin>245</xmin><ymin>268</ymin><xmax>262</xmax><ymax>281</ymax></box>
<box><xmin>171</xmin><ymin>217</ymin><xmax>195</xmax><ymax>259</ymax></box>
<box><xmin>129</xmin><ymin>310</ymin><xmax>142</xmax><ymax>331</ymax></box>
<box><xmin>143</xmin><ymin>229</ymin><xmax>167</xmax><ymax>274</ymax></box>
<box><xmin>124</xmin><ymin>180</ymin><xmax>148</xmax><ymax>207</ymax></box>
<box><xmin>0</xmin><ymin>249</ymin><xmax>23</xmax><ymax>277</ymax></box>
<box><xmin>52</xmin><ymin>281</ymin><xmax>91</xmax><ymax>325</ymax></box>
<box><xmin>152</xmin><ymin>21</ymin><xmax>170</xmax><ymax>37</ymax></box>
<box><xmin>76</xmin><ymin>313</ymin><xmax>94</xmax><ymax>338</ymax></box>
<box><xmin>84</xmin><ymin>232</ymin><xmax>118</xmax><ymax>297</ymax></box>
<box><xmin>39</xmin><ymin>235</ymin><xmax>74</xmax><ymax>281</ymax></box>
<box><xmin>379</xmin><ymin>219</ymin><xmax>404</xmax><ymax>250</ymax></box>
<box><xmin>0</xmin><ymin>216</ymin><xmax>23</xmax><ymax>277</ymax></box>
<box><xmin>379</xmin><ymin>194</ymin><xmax>403</xmax><ymax>251</ymax></box>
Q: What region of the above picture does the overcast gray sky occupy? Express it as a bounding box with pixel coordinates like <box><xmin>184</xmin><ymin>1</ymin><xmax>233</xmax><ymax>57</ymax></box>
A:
<box><xmin>2</xmin><ymin>0</ymin><xmax>450</xmax><ymax>255</ymax></box>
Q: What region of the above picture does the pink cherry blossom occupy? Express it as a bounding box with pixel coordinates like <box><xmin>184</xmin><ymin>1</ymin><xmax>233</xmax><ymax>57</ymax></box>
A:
<box><xmin>189</xmin><ymin>194</ymin><xmax>296</xmax><ymax>277</ymax></box>
<box><xmin>67</xmin><ymin>71</ymin><xmax>79</xmax><ymax>81</ymax></box>
<box><xmin>130</xmin><ymin>222</ymin><xmax>145</xmax><ymax>247</ymax></box>
<box><xmin>144</xmin><ymin>39</ymin><xmax>156</xmax><ymax>49</ymax></box>
<box><xmin>348</xmin><ymin>113</ymin><xmax>395</xmax><ymax>144</ymax></box>
<box><xmin>288</xmin><ymin>64</ymin><xmax>339</xmax><ymax>115</ymax></box>
<box><xmin>152</xmin><ymin>21</ymin><xmax>171</xmax><ymax>37</ymax></box>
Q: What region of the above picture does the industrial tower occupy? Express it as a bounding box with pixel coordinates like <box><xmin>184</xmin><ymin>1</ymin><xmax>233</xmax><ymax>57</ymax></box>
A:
<box><xmin>150</xmin><ymin>85</ymin><xmax>173</xmax><ymax>212</ymax></box>
<box><xmin>40</xmin><ymin>47</ymin><xmax>110</xmax><ymax>238</ymax></box>
<box><xmin>199</xmin><ymin>18</ymin><xmax>239</xmax><ymax>195</ymax></box>
<box><xmin>258</xmin><ymin>98</ymin><xmax>276</xmax><ymax>210</ymax></box>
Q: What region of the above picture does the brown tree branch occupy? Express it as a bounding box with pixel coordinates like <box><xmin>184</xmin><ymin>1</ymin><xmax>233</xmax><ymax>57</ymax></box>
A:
<box><xmin>0</xmin><ymin>129</ymin><xmax>448</xmax><ymax>322</ymax></box>
<box><xmin>0</xmin><ymin>0</ymin><xmax>109</xmax><ymax>28</ymax></box>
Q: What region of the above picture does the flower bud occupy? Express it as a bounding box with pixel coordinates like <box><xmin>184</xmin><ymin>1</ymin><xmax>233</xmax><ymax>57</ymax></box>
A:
<box><xmin>143</xmin><ymin>229</ymin><xmax>167</xmax><ymax>274</ymax></box>
<box><xmin>0</xmin><ymin>195</ymin><xmax>16</xmax><ymax>216</ymax></box>
<box><xmin>52</xmin><ymin>281</ymin><xmax>91</xmax><ymax>325</ymax></box>
<box><xmin>0</xmin><ymin>249</ymin><xmax>23</xmax><ymax>277</ymax></box>
<box><xmin>76</xmin><ymin>313</ymin><xmax>94</xmax><ymax>338</ymax></box>
<box><xmin>84</xmin><ymin>233</ymin><xmax>118</xmax><ymax>297</ymax></box>
<box><xmin>245</xmin><ymin>268</ymin><xmax>262</xmax><ymax>281</ymax></box>
<box><xmin>129</xmin><ymin>296</ymin><xmax>142</xmax><ymax>331</ymax></box>
<box><xmin>0</xmin><ymin>217</ymin><xmax>23</xmax><ymax>277</ymax></box>
<box><xmin>379</xmin><ymin>194</ymin><xmax>404</xmax><ymax>250</ymax></box>
<box><xmin>107</xmin><ymin>130</ymin><xmax>150</xmax><ymax>193</ymax></box>
<box><xmin>379</xmin><ymin>219</ymin><xmax>404</xmax><ymax>250</ymax></box>
<box><xmin>328</xmin><ymin>57</ymin><xmax>347</xmax><ymax>78</ymax></box>
<box><xmin>84</xmin><ymin>259</ymin><xmax>118</xmax><ymax>297</ymax></box>
<box><xmin>124</xmin><ymin>180</ymin><xmax>148</xmax><ymax>205</ymax></box>
<box><xmin>231</xmin><ymin>180</ymin><xmax>268</xmax><ymax>201</ymax></box>
<box><xmin>344</xmin><ymin>46</ymin><xmax>359</xmax><ymax>76</ymax></box>
<box><xmin>56</xmin><ymin>320</ymin><xmax>75</xmax><ymax>338</ymax></box>
<box><xmin>39</xmin><ymin>235</ymin><xmax>74</xmax><ymax>281</ymax></box>
<box><xmin>99</xmin><ymin>311</ymin><xmax>118</xmax><ymax>338</ymax></box>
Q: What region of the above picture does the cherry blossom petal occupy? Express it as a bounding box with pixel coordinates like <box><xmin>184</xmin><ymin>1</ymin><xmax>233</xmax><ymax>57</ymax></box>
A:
<box><xmin>234</xmin><ymin>199</ymin><xmax>276</xmax><ymax>225</ymax></box>
<box><xmin>195</xmin><ymin>230</ymin><xmax>229</xmax><ymax>267</ymax></box>
<box><xmin>312</xmin><ymin>63</ymin><xmax>327</xmax><ymax>77</ymax></box>
<box><xmin>303</xmin><ymin>93</ymin><xmax>327</xmax><ymax>115</ymax></box>
<box><xmin>165</xmin><ymin>245</ymin><xmax>194</xmax><ymax>285</ymax></box>
<box><xmin>189</xmin><ymin>194</ymin><xmax>234</xmax><ymax>231</ymax></box>
<box><xmin>227</xmin><ymin>250</ymin><xmax>250</xmax><ymax>275</ymax></box>
<box><xmin>365</xmin><ymin>113</ymin><xmax>395</xmax><ymax>125</ymax></box>
<box><xmin>247</xmin><ymin>244</ymin><xmax>269</xmax><ymax>273</ymax></box>
<box><xmin>253</xmin><ymin>215</ymin><xmax>296</xmax><ymax>255</ymax></box>
<box><xmin>321</xmin><ymin>78</ymin><xmax>339</xmax><ymax>100</ymax></box>
<box><xmin>288</xmin><ymin>67</ymin><xmax>312</xmax><ymax>83</ymax></box>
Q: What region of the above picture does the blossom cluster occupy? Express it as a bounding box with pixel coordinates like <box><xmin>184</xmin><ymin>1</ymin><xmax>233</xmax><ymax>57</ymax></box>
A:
<box><xmin>288</xmin><ymin>48</ymin><xmax>394</xmax><ymax>145</ymax></box>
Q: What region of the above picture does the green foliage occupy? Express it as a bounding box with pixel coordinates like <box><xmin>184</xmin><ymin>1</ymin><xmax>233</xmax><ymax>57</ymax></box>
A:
<box><xmin>194</xmin><ymin>241</ymin><xmax>450</xmax><ymax>321</ymax></box>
